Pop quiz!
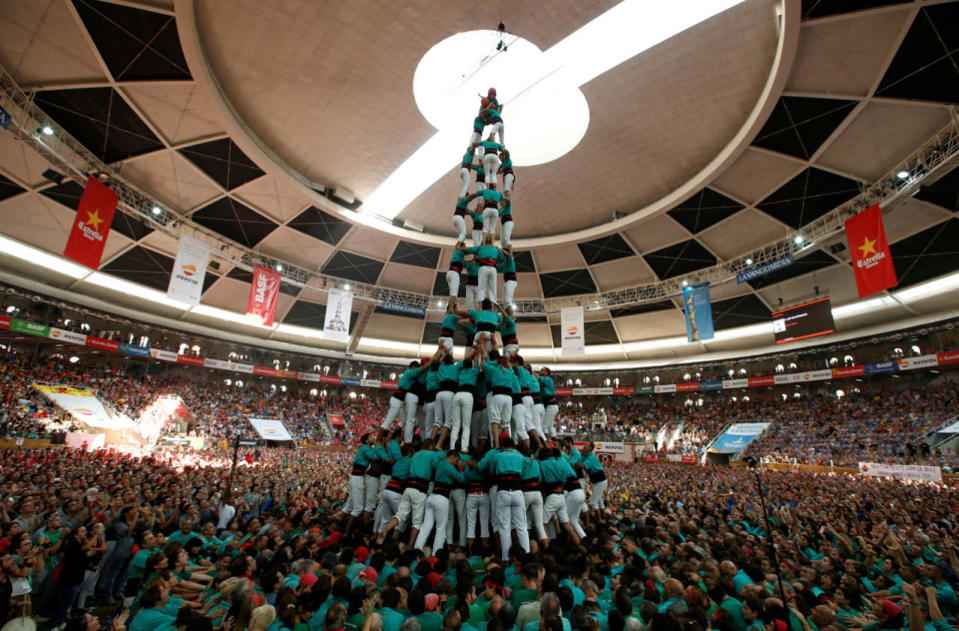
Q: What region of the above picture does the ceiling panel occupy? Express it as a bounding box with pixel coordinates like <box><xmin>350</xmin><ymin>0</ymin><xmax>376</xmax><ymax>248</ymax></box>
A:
<box><xmin>378</xmin><ymin>261</ymin><xmax>435</xmax><ymax>294</ymax></box>
<box><xmin>390</xmin><ymin>240</ymin><xmax>441</xmax><ymax>269</ymax></box>
<box><xmin>667</xmin><ymin>188</ymin><xmax>746</xmax><ymax>233</ymax></box>
<box><xmin>121</xmin><ymin>150</ymin><xmax>221</xmax><ymax>213</ymax></box>
<box><xmin>589</xmin><ymin>256</ymin><xmax>658</xmax><ymax>291</ymax></box>
<box><xmin>710</xmin><ymin>293</ymin><xmax>770</xmax><ymax>330</ymax></box>
<box><xmin>255</xmin><ymin>226</ymin><xmax>335</xmax><ymax>272</ymax></box>
<box><xmin>190</xmin><ymin>196</ymin><xmax>279</xmax><ymax>247</ymax></box>
<box><xmin>533</xmin><ymin>244</ymin><xmax>587</xmax><ymax>274</ymax></box>
<box><xmin>916</xmin><ymin>164</ymin><xmax>959</xmax><ymax>212</ymax></box>
<box><xmin>539</xmin><ymin>269</ymin><xmax>597</xmax><ymax>298</ymax></box>
<box><xmin>622</xmin><ymin>214</ymin><xmax>691</xmax><ymax>254</ymax></box>
<box><xmin>100</xmin><ymin>245</ymin><xmax>175</xmax><ymax>291</ymax></box>
<box><xmin>287</xmin><ymin>205</ymin><xmax>352</xmax><ymax>246</ymax></box>
<box><xmin>697</xmin><ymin>208</ymin><xmax>787</xmax><ymax>260</ymax></box>
<box><xmin>643</xmin><ymin>239</ymin><xmax>718</xmax><ymax>280</ymax></box>
<box><xmin>321</xmin><ymin>251</ymin><xmax>384</xmax><ymax>285</ymax></box>
<box><xmin>756</xmin><ymin>167</ymin><xmax>861</xmax><ymax>228</ymax></box>
<box><xmin>751</xmin><ymin>96</ymin><xmax>858</xmax><ymax>160</ymax></box>
<box><xmin>123</xmin><ymin>83</ymin><xmax>222</xmax><ymax>146</ymax></box>
<box><xmin>876</xmin><ymin>3</ymin><xmax>959</xmax><ymax>104</ymax></box>
<box><xmin>890</xmin><ymin>217</ymin><xmax>959</xmax><ymax>288</ymax></box>
<box><xmin>232</xmin><ymin>175</ymin><xmax>310</xmax><ymax>224</ymax></box>
<box><xmin>179</xmin><ymin>138</ymin><xmax>265</xmax><ymax>191</ymax></box>
<box><xmin>710</xmin><ymin>147</ymin><xmax>805</xmax><ymax>206</ymax></box>
<box><xmin>577</xmin><ymin>233</ymin><xmax>635</xmax><ymax>265</ymax></box>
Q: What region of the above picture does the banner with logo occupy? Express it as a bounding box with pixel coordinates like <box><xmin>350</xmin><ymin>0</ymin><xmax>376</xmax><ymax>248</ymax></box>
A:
<box><xmin>49</xmin><ymin>327</ymin><xmax>87</xmax><ymax>345</ymax></box>
<box><xmin>682</xmin><ymin>282</ymin><xmax>714</xmax><ymax>342</ymax></box>
<box><xmin>709</xmin><ymin>422</ymin><xmax>770</xmax><ymax>454</ymax></box>
<box><xmin>248</xmin><ymin>417</ymin><xmax>294</xmax><ymax>442</ymax></box>
<box><xmin>246</xmin><ymin>266</ymin><xmax>282</xmax><ymax>326</ymax></box>
<box><xmin>34</xmin><ymin>384</ymin><xmax>127</xmax><ymax>429</ymax></box>
<box><xmin>560</xmin><ymin>306</ymin><xmax>584</xmax><ymax>356</ymax></box>
<box><xmin>118</xmin><ymin>342</ymin><xmax>150</xmax><ymax>357</ymax></box>
<box><xmin>845</xmin><ymin>203</ymin><xmax>897</xmax><ymax>298</ymax></box>
<box><xmin>859</xmin><ymin>462</ymin><xmax>941</xmax><ymax>483</ymax></box>
<box><xmin>63</xmin><ymin>175</ymin><xmax>119</xmax><ymax>269</ymax></box>
<box><xmin>11</xmin><ymin>319</ymin><xmax>50</xmax><ymax>337</ymax></box>
<box><xmin>327</xmin><ymin>413</ymin><xmax>345</xmax><ymax>427</ymax></box>
<box><xmin>323</xmin><ymin>289</ymin><xmax>353</xmax><ymax>343</ymax></box>
<box><xmin>736</xmin><ymin>254</ymin><xmax>794</xmax><ymax>284</ymax></box>
<box><xmin>167</xmin><ymin>235</ymin><xmax>211</xmax><ymax>305</ymax></box>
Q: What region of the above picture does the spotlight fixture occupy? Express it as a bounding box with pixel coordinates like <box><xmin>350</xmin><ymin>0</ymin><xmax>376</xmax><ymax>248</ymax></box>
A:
<box><xmin>41</xmin><ymin>125</ymin><xmax>54</xmax><ymax>136</ymax></box>
<box><xmin>275</xmin><ymin>264</ymin><xmax>283</xmax><ymax>272</ymax></box>
<box><xmin>682</xmin><ymin>279</ymin><xmax>689</xmax><ymax>287</ymax></box>
<box><xmin>745</xmin><ymin>257</ymin><xmax>753</xmax><ymax>265</ymax></box>
<box><xmin>151</xmin><ymin>205</ymin><xmax>162</xmax><ymax>216</ymax></box>
<box><xmin>343</xmin><ymin>283</ymin><xmax>351</xmax><ymax>291</ymax></box>
<box><xmin>897</xmin><ymin>170</ymin><xmax>909</xmax><ymax>179</ymax></box>
<box><xmin>794</xmin><ymin>235</ymin><xmax>805</xmax><ymax>245</ymax></box>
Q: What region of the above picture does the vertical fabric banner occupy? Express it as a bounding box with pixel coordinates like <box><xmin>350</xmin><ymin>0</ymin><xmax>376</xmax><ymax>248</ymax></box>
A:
<box><xmin>845</xmin><ymin>203</ymin><xmax>897</xmax><ymax>298</ymax></box>
<box><xmin>63</xmin><ymin>175</ymin><xmax>119</xmax><ymax>269</ymax></box>
<box><xmin>683</xmin><ymin>282</ymin><xmax>714</xmax><ymax>342</ymax></box>
<box><xmin>246</xmin><ymin>266</ymin><xmax>281</xmax><ymax>326</ymax></box>
<box><xmin>561</xmin><ymin>306</ymin><xmax>585</xmax><ymax>356</ymax></box>
<box><xmin>167</xmin><ymin>235</ymin><xmax>211</xmax><ymax>305</ymax></box>
<box><xmin>323</xmin><ymin>289</ymin><xmax>353</xmax><ymax>343</ymax></box>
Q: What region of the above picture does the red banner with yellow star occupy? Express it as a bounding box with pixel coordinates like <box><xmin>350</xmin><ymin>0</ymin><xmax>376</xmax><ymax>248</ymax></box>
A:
<box><xmin>63</xmin><ymin>175</ymin><xmax>119</xmax><ymax>270</ymax></box>
<box><xmin>845</xmin><ymin>203</ymin><xmax>897</xmax><ymax>299</ymax></box>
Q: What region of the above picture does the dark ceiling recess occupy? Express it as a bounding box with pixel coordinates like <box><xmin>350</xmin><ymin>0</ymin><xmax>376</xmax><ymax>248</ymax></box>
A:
<box><xmin>321</xmin><ymin>251</ymin><xmax>384</xmax><ymax>285</ymax></box>
<box><xmin>757</xmin><ymin>167</ymin><xmax>861</xmax><ymax>229</ymax></box>
<box><xmin>72</xmin><ymin>0</ymin><xmax>191</xmax><ymax>81</ymax></box>
<box><xmin>747</xmin><ymin>249</ymin><xmax>838</xmax><ymax>289</ymax></box>
<box><xmin>539</xmin><ymin>269</ymin><xmax>597</xmax><ymax>298</ymax></box>
<box><xmin>288</xmin><ymin>206</ymin><xmax>352</xmax><ymax>246</ymax></box>
<box><xmin>179</xmin><ymin>138</ymin><xmax>266</xmax><ymax>191</ymax></box>
<box><xmin>643</xmin><ymin>239</ymin><xmax>717</xmax><ymax>280</ymax></box>
<box><xmin>890</xmin><ymin>218</ymin><xmax>959</xmax><ymax>288</ymax></box>
<box><xmin>667</xmin><ymin>188</ymin><xmax>745</xmax><ymax>233</ymax></box>
<box><xmin>284</xmin><ymin>300</ymin><xmax>358</xmax><ymax>329</ymax></box>
<box><xmin>710</xmin><ymin>294</ymin><xmax>771</xmax><ymax>330</ymax></box>
<box><xmin>752</xmin><ymin>96</ymin><xmax>858</xmax><ymax>160</ymax></box>
<box><xmin>801</xmin><ymin>0</ymin><xmax>907</xmax><ymax>20</ymax></box>
<box><xmin>390</xmin><ymin>241</ymin><xmax>441</xmax><ymax>269</ymax></box>
<box><xmin>577</xmin><ymin>233</ymin><xmax>635</xmax><ymax>265</ymax></box>
<box><xmin>0</xmin><ymin>173</ymin><xmax>25</xmax><ymax>202</ymax></box>
<box><xmin>190</xmin><ymin>197</ymin><xmax>278</xmax><ymax>248</ymax></box>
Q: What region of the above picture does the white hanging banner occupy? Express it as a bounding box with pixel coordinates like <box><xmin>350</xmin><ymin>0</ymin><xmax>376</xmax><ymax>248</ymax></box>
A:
<box><xmin>561</xmin><ymin>306</ymin><xmax>585</xmax><ymax>356</ymax></box>
<box><xmin>249</xmin><ymin>417</ymin><xmax>294</xmax><ymax>442</ymax></box>
<box><xmin>167</xmin><ymin>235</ymin><xmax>211</xmax><ymax>305</ymax></box>
<box><xmin>323</xmin><ymin>289</ymin><xmax>353</xmax><ymax>343</ymax></box>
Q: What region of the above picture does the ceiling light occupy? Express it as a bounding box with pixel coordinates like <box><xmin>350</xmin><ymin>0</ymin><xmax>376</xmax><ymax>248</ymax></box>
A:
<box><xmin>151</xmin><ymin>205</ymin><xmax>162</xmax><ymax>216</ymax></box>
<box><xmin>0</xmin><ymin>235</ymin><xmax>90</xmax><ymax>280</ymax></box>
<box><xmin>897</xmin><ymin>171</ymin><xmax>909</xmax><ymax>179</ymax></box>
<box><xmin>275</xmin><ymin>264</ymin><xmax>283</xmax><ymax>272</ymax></box>
<box><xmin>41</xmin><ymin>125</ymin><xmax>54</xmax><ymax>136</ymax></box>
<box><xmin>436</xmin><ymin>300</ymin><xmax>443</xmax><ymax>307</ymax></box>
<box><xmin>745</xmin><ymin>257</ymin><xmax>753</xmax><ymax>265</ymax></box>
<box><xmin>69</xmin><ymin>356</ymin><xmax>79</xmax><ymax>364</ymax></box>
<box><xmin>343</xmin><ymin>283</ymin><xmax>351</xmax><ymax>290</ymax></box>
<box><xmin>365</xmin><ymin>0</ymin><xmax>748</xmax><ymax>220</ymax></box>
<box><xmin>682</xmin><ymin>279</ymin><xmax>689</xmax><ymax>287</ymax></box>
<box><xmin>794</xmin><ymin>235</ymin><xmax>804</xmax><ymax>245</ymax></box>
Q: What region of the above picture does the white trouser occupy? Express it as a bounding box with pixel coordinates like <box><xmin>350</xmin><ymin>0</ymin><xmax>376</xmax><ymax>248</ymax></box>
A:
<box><xmin>490</xmin><ymin>393</ymin><xmax>513</xmax><ymax>435</ymax></box>
<box><xmin>459</xmin><ymin>168</ymin><xmax>471</xmax><ymax>198</ymax></box>
<box><xmin>543</xmin><ymin>492</ymin><xmax>570</xmax><ymax>524</ymax></box>
<box><xmin>524</xmin><ymin>490</ymin><xmax>547</xmax><ymax>542</ymax></box>
<box><xmin>511</xmin><ymin>402</ymin><xmax>528</xmax><ymax>440</ymax></box>
<box><xmin>489</xmin><ymin>121</ymin><xmax>504</xmax><ymax>145</ymax></box>
<box><xmin>403</xmin><ymin>393</ymin><xmax>420</xmax><ymax>442</ymax></box>
<box><xmin>522</xmin><ymin>396</ymin><xmax>536</xmax><ymax>438</ymax></box>
<box><xmin>414</xmin><ymin>494</ymin><xmax>450</xmax><ymax>551</ymax></box>
<box><xmin>543</xmin><ymin>404</ymin><xmax>559</xmax><ymax>437</ymax></box>
<box><xmin>477</xmin><ymin>265</ymin><xmax>497</xmax><ymax>302</ymax></box>
<box><xmin>566</xmin><ymin>488</ymin><xmax>587</xmax><ymax>538</ymax></box>
<box><xmin>446</xmin><ymin>269</ymin><xmax>460</xmax><ymax>297</ymax></box>
<box><xmin>471</xmin><ymin>409</ymin><xmax>487</xmax><ymax>448</ymax></box>
<box><xmin>489</xmin><ymin>484</ymin><xmax>498</xmax><ymax>532</ymax></box>
<box><xmin>533</xmin><ymin>403</ymin><xmax>545</xmax><ymax>439</ymax></box>
<box><xmin>496</xmin><ymin>489</ymin><xmax>529</xmax><ymax>559</ymax></box>
<box><xmin>470</xmin><ymin>130</ymin><xmax>482</xmax><ymax>145</ymax></box>
<box><xmin>445</xmin><ymin>488</ymin><xmax>467</xmax><ymax>547</ymax></box>
<box><xmin>482</xmin><ymin>207</ymin><xmax>499</xmax><ymax>235</ymax></box>
<box><xmin>436</xmin><ymin>390</ymin><xmax>454</xmax><ymax>430</ymax></box>
<box><xmin>374</xmin><ymin>489</ymin><xmax>402</xmax><ymax>531</ymax></box>
<box><xmin>348</xmin><ymin>474</ymin><xmax>366</xmax><ymax>517</ymax></box>
<box><xmin>475</xmin><ymin>330</ymin><xmax>495</xmax><ymax>355</ymax></box>
<box><xmin>379</xmin><ymin>474</ymin><xmax>390</xmax><ymax>493</ymax></box>
<box><xmin>466</xmin><ymin>492</ymin><xmax>490</xmax><ymax>538</ymax></box>
<box><xmin>393</xmin><ymin>487</ymin><xmax>427</xmax><ymax>531</ymax></box>
<box><xmin>439</xmin><ymin>336</ymin><xmax>454</xmax><ymax>354</ymax></box>
<box><xmin>466</xmin><ymin>284</ymin><xmax>477</xmax><ymax>310</ymax></box>
<box><xmin>363</xmin><ymin>475</ymin><xmax>379</xmax><ymax>513</ymax></box>
<box><xmin>589</xmin><ymin>479</ymin><xmax>607</xmax><ymax>510</ymax></box>
<box><xmin>504</xmin><ymin>172</ymin><xmax>514</xmax><ymax>193</ymax></box>
<box><xmin>472</xmin><ymin>228</ymin><xmax>483</xmax><ymax>245</ymax></box>
<box><xmin>451</xmin><ymin>391</ymin><xmax>473</xmax><ymax>452</ymax></box>
<box><xmin>503</xmin><ymin>279</ymin><xmax>517</xmax><ymax>307</ymax></box>
<box><xmin>453</xmin><ymin>215</ymin><xmax>467</xmax><ymax>243</ymax></box>
<box><xmin>502</xmin><ymin>220</ymin><xmax>514</xmax><ymax>247</ymax></box>
<box><xmin>425</xmin><ymin>400</ymin><xmax>437</xmax><ymax>437</ymax></box>
<box><xmin>382</xmin><ymin>396</ymin><xmax>404</xmax><ymax>429</ymax></box>
<box><xmin>482</xmin><ymin>154</ymin><xmax>500</xmax><ymax>186</ymax></box>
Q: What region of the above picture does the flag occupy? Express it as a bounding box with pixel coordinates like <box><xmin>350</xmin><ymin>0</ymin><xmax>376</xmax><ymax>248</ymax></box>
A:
<box><xmin>63</xmin><ymin>175</ymin><xmax>119</xmax><ymax>269</ymax></box>
<box><xmin>323</xmin><ymin>289</ymin><xmax>353</xmax><ymax>343</ymax></box>
<box><xmin>246</xmin><ymin>266</ymin><xmax>281</xmax><ymax>326</ymax></box>
<box><xmin>561</xmin><ymin>306</ymin><xmax>584</xmax><ymax>355</ymax></box>
<box><xmin>682</xmin><ymin>282</ymin><xmax>714</xmax><ymax>342</ymax></box>
<box><xmin>167</xmin><ymin>235</ymin><xmax>211</xmax><ymax>305</ymax></box>
<box><xmin>845</xmin><ymin>203</ymin><xmax>897</xmax><ymax>298</ymax></box>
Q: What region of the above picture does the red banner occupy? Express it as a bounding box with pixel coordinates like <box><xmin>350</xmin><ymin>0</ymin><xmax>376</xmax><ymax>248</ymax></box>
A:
<box><xmin>677</xmin><ymin>382</ymin><xmax>699</xmax><ymax>392</ymax></box>
<box><xmin>644</xmin><ymin>454</ymin><xmax>659</xmax><ymax>463</ymax></box>
<box><xmin>253</xmin><ymin>366</ymin><xmax>277</xmax><ymax>376</ymax></box>
<box><xmin>845</xmin><ymin>203</ymin><xmax>897</xmax><ymax>298</ymax></box>
<box><xmin>681</xmin><ymin>455</ymin><xmax>698</xmax><ymax>464</ymax></box>
<box><xmin>319</xmin><ymin>375</ymin><xmax>340</xmax><ymax>384</ymax></box>
<box><xmin>555</xmin><ymin>388</ymin><xmax>574</xmax><ymax>396</ymax></box>
<box><xmin>381</xmin><ymin>381</ymin><xmax>398</xmax><ymax>389</ymax></box>
<box><xmin>246</xmin><ymin>266</ymin><xmax>281</xmax><ymax>327</ymax></box>
<box><xmin>748</xmin><ymin>376</ymin><xmax>774</xmax><ymax>387</ymax></box>
<box><xmin>63</xmin><ymin>175</ymin><xmax>119</xmax><ymax>270</ymax></box>
<box><xmin>0</xmin><ymin>315</ymin><xmax>10</xmax><ymax>330</ymax></box>
<box><xmin>612</xmin><ymin>387</ymin><xmax>632</xmax><ymax>395</ymax></box>
<box><xmin>937</xmin><ymin>351</ymin><xmax>959</xmax><ymax>365</ymax></box>
<box><xmin>832</xmin><ymin>365</ymin><xmax>864</xmax><ymax>378</ymax></box>
<box><xmin>85</xmin><ymin>336</ymin><xmax>118</xmax><ymax>352</ymax></box>
<box><xmin>177</xmin><ymin>354</ymin><xmax>205</xmax><ymax>367</ymax></box>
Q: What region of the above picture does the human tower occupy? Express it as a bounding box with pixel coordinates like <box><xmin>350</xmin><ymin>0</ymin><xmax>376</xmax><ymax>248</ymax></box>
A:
<box><xmin>378</xmin><ymin>87</ymin><xmax>559</xmax><ymax>455</ymax></box>
<box><xmin>343</xmin><ymin>89</ymin><xmax>608</xmax><ymax>559</ymax></box>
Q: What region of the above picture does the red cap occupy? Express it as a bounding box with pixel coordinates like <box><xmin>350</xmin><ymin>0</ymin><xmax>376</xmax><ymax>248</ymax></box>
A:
<box><xmin>359</xmin><ymin>567</ymin><xmax>378</xmax><ymax>582</ymax></box>
<box><xmin>426</xmin><ymin>571</ymin><xmax>442</xmax><ymax>587</ymax></box>
<box><xmin>355</xmin><ymin>546</ymin><xmax>370</xmax><ymax>563</ymax></box>
<box><xmin>488</xmin><ymin>88</ymin><xmax>497</xmax><ymax>96</ymax></box>
<box><xmin>774</xmin><ymin>621</ymin><xmax>787</xmax><ymax>631</ymax></box>
<box><xmin>300</xmin><ymin>573</ymin><xmax>319</xmax><ymax>587</ymax></box>
<box><xmin>882</xmin><ymin>600</ymin><xmax>902</xmax><ymax>617</ymax></box>
<box><xmin>427</xmin><ymin>556</ymin><xmax>439</xmax><ymax>567</ymax></box>
<box><xmin>499</xmin><ymin>431</ymin><xmax>511</xmax><ymax>442</ymax></box>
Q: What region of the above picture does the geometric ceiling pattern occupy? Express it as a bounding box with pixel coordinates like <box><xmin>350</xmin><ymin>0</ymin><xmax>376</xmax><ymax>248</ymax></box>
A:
<box><xmin>0</xmin><ymin>0</ymin><xmax>956</xmax><ymax>357</ymax></box>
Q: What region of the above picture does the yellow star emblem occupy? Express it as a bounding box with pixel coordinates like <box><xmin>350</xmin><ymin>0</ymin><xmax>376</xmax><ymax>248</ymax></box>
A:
<box><xmin>85</xmin><ymin>208</ymin><xmax>104</xmax><ymax>231</ymax></box>
<box><xmin>858</xmin><ymin>236</ymin><xmax>877</xmax><ymax>258</ymax></box>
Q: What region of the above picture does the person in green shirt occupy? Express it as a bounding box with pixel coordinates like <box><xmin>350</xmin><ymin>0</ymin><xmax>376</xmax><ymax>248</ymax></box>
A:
<box><xmin>512</xmin><ymin>562</ymin><xmax>543</xmax><ymax>611</ymax></box>
<box><xmin>410</xmin><ymin>589</ymin><xmax>443</xmax><ymax>631</ymax></box>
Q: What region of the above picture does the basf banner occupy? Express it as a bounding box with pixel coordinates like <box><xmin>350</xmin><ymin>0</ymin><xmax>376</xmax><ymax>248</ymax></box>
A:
<box><xmin>859</xmin><ymin>462</ymin><xmax>941</xmax><ymax>483</ymax></box>
<box><xmin>709</xmin><ymin>422</ymin><xmax>770</xmax><ymax>454</ymax></box>
<box><xmin>561</xmin><ymin>306</ymin><xmax>584</xmax><ymax>356</ymax></box>
<box><xmin>246</xmin><ymin>266</ymin><xmax>282</xmax><ymax>326</ymax></box>
<box><xmin>249</xmin><ymin>418</ymin><xmax>294</xmax><ymax>442</ymax></box>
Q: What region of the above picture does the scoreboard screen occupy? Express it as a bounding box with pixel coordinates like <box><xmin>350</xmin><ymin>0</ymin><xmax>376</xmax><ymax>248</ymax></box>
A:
<box><xmin>772</xmin><ymin>297</ymin><xmax>835</xmax><ymax>344</ymax></box>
